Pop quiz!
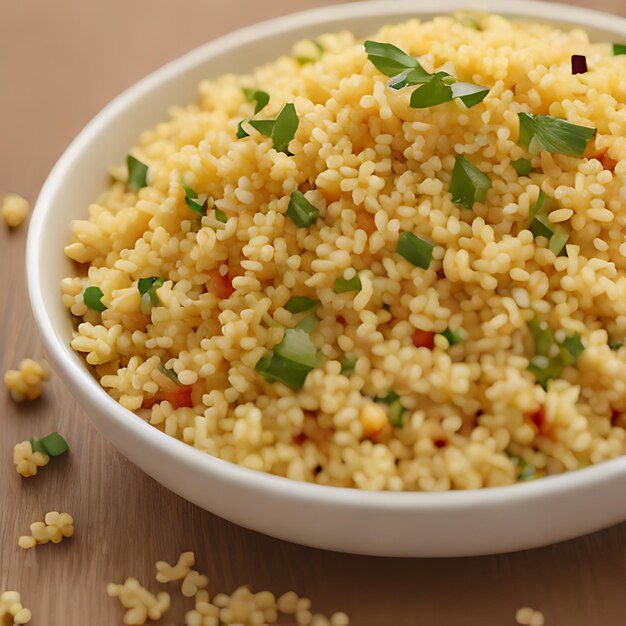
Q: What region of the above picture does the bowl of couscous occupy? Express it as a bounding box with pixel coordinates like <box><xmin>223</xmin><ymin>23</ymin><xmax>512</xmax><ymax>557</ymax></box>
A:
<box><xmin>27</xmin><ymin>0</ymin><xmax>626</xmax><ymax>556</ymax></box>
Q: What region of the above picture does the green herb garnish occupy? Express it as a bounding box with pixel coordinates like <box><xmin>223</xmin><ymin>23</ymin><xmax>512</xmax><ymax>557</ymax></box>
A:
<box><xmin>215</xmin><ymin>208</ymin><xmax>227</xmax><ymax>223</ymax></box>
<box><xmin>340</xmin><ymin>355</ymin><xmax>357</xmax><ymax>377</ymax></box>
<box><xmin>334</xmin><ymin>273</ymin><xmax>362</xmax><ymax>293</ymax></box>
<box><xmin>450</xmin><ymin>155</ymin><xmax>491</xmax><ymax>210</ymax></box>
<box><xmin>517</xmin><ymin>112</ymin><xmax>596</xmax><ymax>157</ymax></box>
<box><xmin>83</xmin><ymin>286</ymin><xmax>106</xmax><ymax>312</ymax></box>
<box><xmin>409</xmin><ymin>72</ymin><xmax>454</xmax><ymax>108</ymax></box>
<box><xmin>512</xmin><ymin>158</ymin><xmax>533</xmax><ymax>176</ymax></box>
<box><xmin>527</xmin><ymin>319</ymin><xmax>584</xmax><ymax>388</ymax></box>
<box><xmin>374</xmin><ymin>391</ymin><xmax>406</xmax><ymax>427</ymax></box>
<box><xmin>364</xmin><ymin>40</ymin><xmax>426</xmax><ymax>77</ymax></box>
<box><xmin>396</xmin><ymin>232</ymin><xmax>434</xmax><ymax>269</ymax></box>
<box><xmin>458</xmin><ymin>16</ymin><xmax>481</xmax><ymax>30</ymax></box>
<box><xmin>158</xmin><ymin>364</ymin><xmax>180</xmax><ymax>385</ymax></box>
<box><xmin>127</xmin><ymin>155</ymin><xmax>148</xmax><ymax>192</ymax></box>
<box><xmin>387</xmin><ymin>67</ymin><xmax>432</xmax><ymax>90</ymax></box>
<box><xmin>440</xmin><ymin>327</ymin><xmax>464</xmax><ymax>345</ymax></box>
<box><xmin>38</xmin><ymin>432</ymin><xmax>69</xmax><ymax>457</ymax></box>
<box><xmin>609</xmin><ymin>341</ymin><xmax>623</xmax><ymax>351</ymax></box>
<box><xmin>241</xmin><ymin>103</ymin><xmax>299</xmax><ymax>154</ymax></box>
<box><xmin>293</xmin><ymin>39</ymin><xmax>325</xmax><ymax>64</ymax></box>
<box><xmin>510</xmin><ymin>455</ymin><xmax>537</xmax><ymax>482</ymax></box>
<box><xmin>295</xmin><ymin>314</ymin><xmax>318</xmax><ymax>333</ymax></box>
<box><xmin>255</xmin><ymin>328</ymin><xmax>318</xmax><ymax>390</ymax></box>
<box><xmin>450</xmin><ymin>81</ymin><xmax>490</xmax><ymax>108</ymax></box>
<box><xmin>138</xmin><ymin>277</ymin><xmax>164</xmax><ymax>313</ymax></box>
<box><xmin>242</xmin><ymin>88</ymin><xmax>270</xmax><ymax>114</ymax></box>
<box><xmin>613</xmin><ymin>44</ymin><xmax>626</xmax><ymax>55</ymax></box>
<box><xmin>182</xmin><ymin>183</ymin><xmax>208</xmax><ymax>216</ymax></box>
<box><xmin>29</xmin><ymin>437</ymin><xmax>47</xmax><ymax>455</ymax></box>
<box><xmin>286</xmin><ymin>191</ymin><xmax>319</xmax><ymax>228</ymax></box>
<box><xmin>285</xmin><ymin>296</ymin><xmax>320</xmax><ymax>314</ymax></box>
<box><xmin>529</xmin><ymin>191</ymin><xmax>568</xmax><ymax>256</ymax></box>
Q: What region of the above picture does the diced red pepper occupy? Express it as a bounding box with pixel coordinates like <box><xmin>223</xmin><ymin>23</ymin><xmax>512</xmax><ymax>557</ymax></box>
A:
<box><xmin>591</xmin><ymin>148</ymin><xmax>617</xmax><ymax>172</ymax></box>
<box><xmin>356</xmin><ymin>210</ymin><xmax>377</xmax><ymax>235</ymax></box>
<box><xmin>412</xmin><ymin>328</ymin><xmax>435</xmax><ymax>349</ymax></box>
<box><xmin>209</xmin><ymin>268</ymin><xmax>235</xmax><ymax>299</ymax></box>
<box><xmin>526</xmin><ymin>406</ymin><xmax>546</xmax><ymax>434</ymax></box>
<box><xmin>336</xmin><ymin>315</ymin><xmax>347</xmax><ymax>326</ymax></box>
<box><xmin>141</xmin><ymin>385</ymin><xmax>194</xmax><ymax>410</ymax></box>
<box><xmin>293</xmin><ymin>432</ymin><xmax>308</xmax><ymax>445</ymax></box>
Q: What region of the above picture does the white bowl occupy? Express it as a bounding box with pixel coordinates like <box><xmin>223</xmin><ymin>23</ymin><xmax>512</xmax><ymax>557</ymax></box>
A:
<box><xmin>27</xmin><ymin>0</ymin><xmax>626</xmax><ymax>557</ymax></box>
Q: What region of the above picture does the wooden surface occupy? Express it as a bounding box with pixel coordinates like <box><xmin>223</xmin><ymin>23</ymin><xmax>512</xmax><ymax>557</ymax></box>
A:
<box><xmin>1</xmin><ymin>1</ymin><xmax>626</xmax><ymax>624</ymax></box>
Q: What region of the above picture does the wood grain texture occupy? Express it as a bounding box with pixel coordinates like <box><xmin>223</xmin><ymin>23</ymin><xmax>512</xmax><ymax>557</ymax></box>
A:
<box><xmin>1</xmin><ymin>1</ymin><xmax>625</xmax><ymax>624</ymax></box>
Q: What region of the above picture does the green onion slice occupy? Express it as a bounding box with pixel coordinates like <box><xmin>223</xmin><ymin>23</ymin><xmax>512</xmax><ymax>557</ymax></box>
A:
<box><xmin>518</xmin><ymin>112</ymin><xmax>596</xmax><ymax>158</ymax></box>
<box><xmin>285</xmin><ymin>296</ymin><xmax>320</xmax><ymax>314</ymax></box>
<box><xmin>39</xmin><ymin>432</ymin><xmax>69</xmax><ymax>457</ymax></box>
<box><xmin>396</xmin><ymin>232</ymin><xmax>434</xmax><ymax>269</ymax></box>
<box><xmin>138</xmin><ymin>277</ymin><xmax>164</xmax><ymax>313</ymax></box>
<box><xmin>334</xmin><ymin>273</ymin><xmax>362</xmax><ymax>293</ymax></box>
<box><xmin>83</xmin><ymin>286</ymin><xmax>106</xmax><ymax>312</ymax></box>
<box><xmin>512</xmin><ymin>158</ymin><xmax>533</xmax><ymax>176</ymax></box>
<box><xmin>340</xmin><ymin>355</ymin><xmax>357</xmax><ymax>377</ymax></box>
<box><xmin>609</xmin><ymin>341</ymin><xmax>623</xmax><ymax>351</ymax></box>
<box><xmin>127</xmin><ymin>155</ymin><xmax>148</xmax><ymax>192</ymax></box>
<box><xmin>242</xmin><ymin>87</ymin><xmax>270</xmax><ymax>114</ymax></box>
<box><xmin>613</xmin><ymin>43</ymin><xmax>626</xmax><ymax>55</ymax></box>
<box><xmin>410</xmin><ymin>72</ymin><xmax>454</xmax><ymax>109</ymax></box>
<box><xmin>215</xmin><ymin>208</ymin><xmax>227</xmax><ymax>223</ymax></box>
<box><xmin>243</xmin><ymin>103</ymin><xmax>299</xmax><ymax>155</ymax></box>
<box><xmin>286</xmin><ymin>191</ymin><xmax>319</xmax><ymax>228</ymax></box>
<box><xmin>387</xmin><ymin>66</ymin><xmax>432</xmax><ymax>90</ymax></box>
<box><xmin>510</xmin><ymin>455</ymin><xmax>537</xmax><ymax>481</ymax></box>
<box><xmin>529</xmin><ymin>191</ymin><xmax>568</xmax><ymax>255</ymax></box>
<box><xmin>295</xmin><ymin>314</ymin><xmax>318</xmax><ymax>333</ymax></box>
<box><xmin>440</xmin><ymin>327</ymin><xmax>464</xmax><ymax>345</ymax></box>
<box><xmin>364</xmin><ymin>40</ymin><xmax>424</xmax><ymax>77</ymax></box>
<box><xmin>158</xmin><ymin>364</ymin><xmax>180</xmax><ymax>385</ymax></box>
<box><xmin>527</xmin><ymin>319</ymin><xmax>584</xmax><ymax>388</ymax></box>
<box><xmin>374</xmin><ymin>391</ymin><xmax>406</xmax><ymax>427</ymax></box>
<box><xmin>450</xmin><ymin>155</ymin><xmax>491</xmax><ymax>210</ymax></box>
<box><xmin>182</xmin><ymin>183</ymin><xmax>208</xmax><ymax>216</ymax></box>
<box><xmin>256</xmin><ymin>328</ymin><xmax>318</xmax><ymax>390</ymax></box>
<box><xmin>29</xmin><ymin>437</ymin><xmax>47</xmax><ymax>455</ymax></box>
<box><xmin>236</xmin><ymin>120</ymin><xmax>250</xmax><ymax>139</ymax></box>
<box><xmin>450</xmin><ymin>81</ymin><xmax>489</xmax><ymax>108</ymax></box>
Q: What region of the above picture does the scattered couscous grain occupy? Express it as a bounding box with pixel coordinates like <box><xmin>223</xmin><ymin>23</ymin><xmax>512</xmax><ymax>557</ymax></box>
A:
<box><xmin>0</xmin><ymin>591</ymin><xmax>31</xmax><ymax>625</ymax></box>
<box><xmin>4</xmin><ymin>359</ymin><xmax>49</xmax><ymax>402</ymax></box>
<box><xmin>107</xmin><ymin>578</ymin><xmax>171</xmax><ymax>625</ymax></box>
<box><xmin>13</xmin><ymin>440</ymin><xmax>50</xmax><ymax>478</ymax></box>
<box><xmin>18</xmin><ymin>511</ymin><xmax>74</xmax><ymax>549</ymax></box>
<box><xmin>1</xmin><ymin>193</ymin><xmax>29</xmax><ymax>227</ymax></box>
<box><xmin>63</xmin><ymin>13</ymin><xmax>626</xmax><ymax>490</ymax></box>
<box><xmin>516</xmin><ymin>606</ymin><xmax>545</xmax><ymax>626</ymax></box>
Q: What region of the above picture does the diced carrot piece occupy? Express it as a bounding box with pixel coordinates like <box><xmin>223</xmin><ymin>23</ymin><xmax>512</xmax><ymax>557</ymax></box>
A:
<box><xmin>356</xmin><ymin>210</ymin><xmax>377</xmax><ymax>235</ymax></box>
<box><xmin>412</xmin><ymin>329</ymin><xmax>435</xmax><ymax>349</ymax></box>
<box><xmin>209</xmin><ymin>268</ymin><xmax>235</xmax><ymax>299</ymax></box>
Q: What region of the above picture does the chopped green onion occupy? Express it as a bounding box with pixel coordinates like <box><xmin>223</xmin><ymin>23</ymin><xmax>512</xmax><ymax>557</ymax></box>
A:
<box><xmin>158</xmin><ymin>364</ymin><xmax>180</xmax><ymax>385</ymax></box>
<box><xmin>517</xmin><ymin>112</ymin><xmax>596</xmax><ymax>157</ymax></box>
<box><xmin>374</xmin><ymin>391</ymin><xmax>406</xmax><ymax>427</ymax></box>
<box><xmin>396</xmin><ymin>231</ymin><xmax>434</xmax><ymax>269</ymax></box>
<box><xmin>410</xmin><ymin>72</ymin><xmax>454</xmax><ymax>109</ymax></box>
<box><xmin>183</xmin><ymin>183</ymin><xmax>208</xmax><ymax>216</ymax></box>
<box><xmin>457</xmin><ymin>15</ymin><xmax>482</xmax><ymax>30</ymax></box>
<box><xmin>39</xmin><ymin>432</ymin><xmax>69</xmax><ymax>457</ymax></box>
<box><xmin>256</xmin><ymin>328</ymin><xmax>318</xmax><ymax>390</ymax></box>
<box><xmin>450</xmin><ymin>155</ymin><xmax>491</xmax><ymax>210</ymax></box>
<box><xmin>364</xmin><ymin>40</ymin><xmax>424</xmax><ymax>77</ymax></box>
<box><xmin>529</xmin><ymin>191</ymin><xmax>568</xmax><ymax>256</ymax></box>
<box><xmin>236</xmin><ymin>120</ymin><xmax>249</xmax><ymax>138</ymax></box>
<box><xmin>527</xmin><ymin>319</ymin><xmax>584</xmax><ymax>388</ymax></box>
<box><xmin>512</xmin><ymin>158</ymin><xmax>533</xmax><ymax>176</ymax></box>
<box><xmin>285</xmin><ymin>296</ymin><xmax>320</xmax><ymax>314</ymax></box>
<box><xmin>244</xmin><ymin>103</ymin><xmax>299</xmax><ymax>155</ymax></box>
<box><xmin>340</xmin><ymin>355</ymin><xmax>357</xmax><ymax>377</ymax></box>
<box><xmin>387</xmin><ymin>66</ymin><xmax>432</xmax><ymax>90</ymax></box>
<box><xmin>450</xmin><ymin>81</ymin><xmax>489</xmax><ymax>108</ymax></box>
<box><xmin>510</xmin><ymin>455</ymin><xmax>537</xmax><ymax>481</ymax></box>
<box><xmin>29</xmin><ymin>437</ymin><xmax>47</xmax><ymax>455</ymax></box>
<box><xmin>295</xmin><ymin>314</ymin><xmax>318</xmax><ymax>333</ymax></box>
<box><xmin>613</xmin><ymin>44</ymin><xmax>626</xmax><ymax>56</ymax></box>
<box><xmin>334</xmin><ymin>273</ymin><xmax>362</xmax><ymax>293</ymax></box>
<box><xmin>440</xmin><ymin>327</ymin><xmax>464</xmax><ymax>345</ymax></box>
<box><xmin>609</xmin><ymin>341</ymin><xmax>623</xmax><ymax>350</ymax></box>
<box><xmin>215</xmin><ymin>208</ymin><xmax>227</xmax><ymax>223</ymax></box>
<box><xmin>127</xmin><ymin>155</ymin><xmax>148</xmax><ymax>192</ymax></box>
<box><xmin>138</xmin><ymin>277</ymin><xmax>164</xmax><ymax>313</ymax></box>
<box><xmin>286</xmin><ymin>191</ymin><xmax>319</xmax><ymax>228</ymax></box>
<box><xmin>242</xmin><ymin>87</ymin><xmax>270</xmax><ymax>114</ymax></box>
<box><xmin>83</xmin><ymin>286</ymin><xmax>106</xmax><ymax>312</ymax></box>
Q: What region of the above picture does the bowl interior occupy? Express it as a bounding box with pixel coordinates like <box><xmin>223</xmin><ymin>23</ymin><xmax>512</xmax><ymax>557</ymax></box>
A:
<box><xmin>28</xmin><ymin>0</ymin><xmax>626</xmax><ymax>497</ymax></box>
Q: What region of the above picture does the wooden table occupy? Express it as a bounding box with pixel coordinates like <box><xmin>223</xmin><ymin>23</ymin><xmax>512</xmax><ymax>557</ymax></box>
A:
<box><xmin>1</xmin><ymin>1</ymin><xmax>625</xmax><ymax>624</ymax></box>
